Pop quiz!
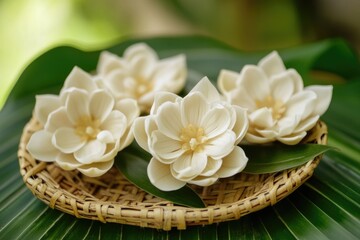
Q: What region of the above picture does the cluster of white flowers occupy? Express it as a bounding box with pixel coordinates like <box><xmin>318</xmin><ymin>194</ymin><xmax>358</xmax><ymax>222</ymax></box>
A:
<box><xmin>27</xmin><ymin>44</ymin><xmax>332</xmax><ymax>191</ymax></box>
<box><xmin>27</xmin><ymin>43</ymin><xmax>186</xmax><ymax>177</ymax></box>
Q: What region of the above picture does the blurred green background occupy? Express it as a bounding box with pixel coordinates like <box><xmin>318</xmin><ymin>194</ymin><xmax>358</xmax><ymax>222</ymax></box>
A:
<box><xmin>1</xmin><ymin>0</ymin><xmax>360</xmax><ymax>109</ymax></box>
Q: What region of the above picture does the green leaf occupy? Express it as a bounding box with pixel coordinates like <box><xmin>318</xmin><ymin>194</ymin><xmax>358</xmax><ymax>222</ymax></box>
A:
<box><xmin>115</xmin><ymin>148</ymin><xmax>206</xmax><ymax>208</ymax></box>
<box><xmin>1</xmin><ymin>36</ymin><xmax>360</xmax><ymax>239</ymax></box>
<box><xmin>243</xmin><ymin>144</ymin><xmax>335</xmax><ymax>174</ymax></box>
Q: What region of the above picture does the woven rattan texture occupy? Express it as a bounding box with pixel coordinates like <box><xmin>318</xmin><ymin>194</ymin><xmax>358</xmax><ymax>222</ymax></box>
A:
<box><xmin>18</xmin><ymin>118</ymin><xmax>328</xmax><ymax>230</ymax></box>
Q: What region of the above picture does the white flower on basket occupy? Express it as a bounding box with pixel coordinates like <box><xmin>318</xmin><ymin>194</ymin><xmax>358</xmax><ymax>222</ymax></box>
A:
<box><xmin>96</xmin><ymin>43</ymin><xmax>187</xmax><ymax>112</ymax></box>
<box><xmin>218</xmin><ymin>51</ymin><xmax>332</xmax><ymax>145</ymax></box>
<box><xmin>133</xmin><ymin>78</ymin><xmax>249</xmax><ymax>191</ymax></box>
<box><xmin>27</xmin><ymin>68</ymin><xmax>140</xmax><ymax>177</ymax></box>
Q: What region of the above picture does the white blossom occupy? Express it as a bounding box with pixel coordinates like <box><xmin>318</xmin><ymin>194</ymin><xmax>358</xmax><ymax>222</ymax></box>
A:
<box><xmin>218</xmin><ymin>51</ymin><xmax>332</xmax><ymax>145</ymax></box>
<box><xmin>96</xmin><ymin>43</ymin><xmax>187</xmax><ymax>112</ymax></box>
<box><xmin>34</xmin><ymin>66</ymin><xmax>101</xmax><ymax>125</ymax></box>
<box><xmin>27</xmin><ymin>67</ymin><xmax>140</xmax><ymax>177</ymax></box>
<box><xmin>133</xmin><ymin>78</ymin><xmax>248</xmax><ymax>191</ymax></box>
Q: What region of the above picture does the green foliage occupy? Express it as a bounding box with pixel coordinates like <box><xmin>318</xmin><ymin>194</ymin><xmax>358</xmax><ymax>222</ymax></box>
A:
<box><xmin>243</xmin><ymin>144</ymin><xmax>335</xmax><ymax>174</ymax></box>
<box><xmin>1</xmin><ymin>36</ymin><xmax>359</xmax><ymax>239</ymax></box>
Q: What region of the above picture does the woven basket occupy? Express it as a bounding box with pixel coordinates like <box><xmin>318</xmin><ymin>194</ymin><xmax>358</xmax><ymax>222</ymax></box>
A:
<box><xmin>18</xmin><ymin>118</ymin><xmax>327</xmax><ymax>230</ymax></box>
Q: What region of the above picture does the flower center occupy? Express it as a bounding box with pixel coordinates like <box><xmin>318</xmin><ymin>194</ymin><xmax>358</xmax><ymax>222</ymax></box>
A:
<box><xmin>125</xmin><ymin>77</ymin><xmax>153</xmax><ymax>98</ymax></box>
<box><xmin>75</xmin><ymin>116</ymin><xmax>101</xmax><ymax>140</ymax></box>
<box><xmin>256</xmin><ymin>96</ymin><xmax>286</xmax><ymax>120</ymax></box>
<box><xmin>180</xmin><ymin>124</ymin><xmax>207</xmax><ymax>153</ymax></box>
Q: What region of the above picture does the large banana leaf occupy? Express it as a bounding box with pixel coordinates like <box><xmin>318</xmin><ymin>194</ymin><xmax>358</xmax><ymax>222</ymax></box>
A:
<box><xmin>1</xmin><ymin>36</ymin><xmax>359</xmax><ymax>239</ymax></box>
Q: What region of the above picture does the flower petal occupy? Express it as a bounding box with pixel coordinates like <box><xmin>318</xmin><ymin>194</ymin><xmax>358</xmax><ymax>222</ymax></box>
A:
<box><xmin>245</xmin><ymin>132</ymin><xmax>273</xmax><ymax>144</ymax></box>
<box><xmin>102</xmin><ymin>70</ymin><xmax>131</xmax><ymax>99</ymax></box>
<box><xmin>204</xmin><ymin>130</ymin><xmax>236</xmax><ymax>159</ymax></box>
<box><xmin>147</xmin><ymin>158</ymin><xmax>186</xmax><ymax>191</ymax></box>
<box><xmin>97</xmin><ymin>130</ymin><xmax>114</xmax><ymax>144</ymax></box>
<box><xmin>27</xmin><ymin>130</ymin><xmax>58</xmax><ymax>162</ymax></box>
<box><xmin>216</xmin><ymin>146</ymin><xmax>248</xmax><ymax>178</ymax></box>
<box><xmin>277</xmin><ymin>116</ymin><xmax>300</xmax><ymax>136</ymax></box>
<box><xmin>97</xmin><ymin>51</ymin><xmax>126</xmax><ymax>74</ymax></box>
<box><xmin>189</xmin><ymin>175</ymin><xmax>219</xmax><ymax>186</ymax></box>
<box><xmin>201</xmin><ymin>104</ymin><xmax>230</xmax><ymax>138</ymax></box>
<box><xmin>101</xmin><ymin>143</ymin><xmax>121</xmax><ymax>163</ymax></box>
<box><xmin>133</xmin><ymin>117</ymin><xmax>150</xmax><ymax>152</ymax></box>
<box><xmin>237</xmin><ymin>65</ymin><xmax>270</xmax><ymax>101</ymax></box>
<box><xmin>45</xmin><ymin>107</ymin><xmax>73</xmax><ymax>132</ymax></box>
<box><xmin>157</xmin><ymin>102</ymin><xmax>182</xmax><ymax>140</ymax></box>
<box><xmin>248</xmin><ymin>108</ymin><xmax>274</xmax><ymax>129</ymax></box>
<box><xmin>222</xmin><ymin>103</ymin><xmax>237</xmax><ymax>131</ymax></box>
<box><xmin>77</xmin><ymin>159</ymin><xmax>114</xmax><ymax>177</ymax></box>
<box><xmin>305</xmin><ymin>85</ymin><xmax>333</xmax><ymax>116</ymax></box>
<box><xmin>293</xmin><ymin>115</ymin><xmax>319</xmax><ymax>133</ymax></box>
<box><xmin>145</xmin><ymin>116</ymin><xmax>158</xmax><ymax>136</ymax></box>
<box><xmin>200</xmin><ymin>157</ymin><xmax>222</xmax><ymax>177</ymax></box>
<box><xmin>288</xmin><ymin>69</ymin><xmax>303</xmax><ymax>92</ymax></box>
<box><xmin>138</xmin><ymin>92</ymin><xmax>155</xmax><ymax>113</ymax></box>
<box><xmin>150</xmin><ymin>91</ymin><xmax>180</xmax><ymax>115</ymax></box>
<box><xmin>151</xmin><ymin>130</ymin><xmax>183</xmax><ymax>163</ymax></box>
<box><xmin>258</xmin><ymin>51</ymin><xmax>286</xmax><ymax>77</ymax></box>
<box><xmin>65</xmin><ymin>89</ymin><xmax>90</xmax><ymax>124</ymax></box>
<box><xmin>171</xmin><ymin>152</ymin><xmax>207</xmax><ymax>181</ymax></box>
<box><xmin>115</xmin><ymin>98</ymin><xmax>140</xmax><ymax>126</ymax></box>
<box><xmin>124</xmin><ymin>43</ymin><xmax>158</xmax><ymax>64</ymax></box>
<box><xmin>181</xmin><ymin>92</ymin><xmax>209</xmax><ymax>127</ymax></box>
<box><xmin>126</xmin><ymin>45</ymin><xmax>157</xmax><ymax>79</ymax></box>
<box><xmin>62</xmin><ymin>67</ymin><xmax>98</xmax><ymax>93</ymax></box>
<box><xmin>285</xmin><ymin>90</ymin><xmax>317</xmax><ymax>120</ymax></box>
<box><xmin>90</xmin><ymin>90</ymin><xmax>114</xmax><ymax>123</ymax></box>
<box><xmin>217</xmin><ymin>69</ymin><xmax>238</xmax><ymax>95</ymax></box>
<box><xmin>232</xmin><ymin>106</ymin><xmax>248</xmax><ymax>144</ymax></box>
<box><xmin>190</xmin><ymin>77</ymin><xmax>220</xmax><ymax>102</ymax></box>
<box><xmin>128</xmin><ymin>116</ymin><xmax>157</xmax><ymax>153</ymax></box>
<box><xmin>34</xmin><ymin>94</ymin><xmax>61</xmax><ymax>126</ymax></box>
<box><xmin>152</xmin><ymin>54</ymin><xmax>186</xmax><ymax>93</ymax></box>
<box><xmin>256</xmin><ymin>128</ymin><xmax>278</xmax><ymax>139</ymax></box>
<box><xmin>55</xmin><ymin>153</ymin><xmax>82</xmax><ymax>170</ymax></box>
<box><xmin>117</xmin><ymin>127</ymin><xmax>133</xmax><ymax>150</ymax></box>
<box><xmin>277</xmin><ymin>132</ymin><xmax>307</xmax><ymax>145</ymax></box>
<box><xmin>229</xmin><ymin>88</ymin><xmax>257</xmax><ymax>111</ymax></box>
<box><xmin>74</xmin><ymin>139</ymin><xmax>106</xmax><ymax>164</ymax></box>
<box><xmin>101</xmin><ymin>110</ymin><xmax>127</xmax><ymax>140</ymax></box>
<box><xmin>52</xmin><ymin>127</ymin><xmax>86</xmax><ymax>154</ymax></box>
<box><xmin>270</xmin><ymin>71</ymin><xmax>295</xmax><ymax>103</ymax></box>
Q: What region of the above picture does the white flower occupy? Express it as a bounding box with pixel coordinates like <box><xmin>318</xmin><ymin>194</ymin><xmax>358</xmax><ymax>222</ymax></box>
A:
<box><xmin>133</xmin><ymin>78</ymin><xmax>248</xmax><ymax>191</ymax></box>
<box><xmin>27</xmin><ymin>68</ymin><xmax>140</xmax><ymax>177</ymax></box>
<box><xmin>218</xmin><ymin>51</ymin><xmax>333</xmax><ymax>145</ymax></box>
<box><xmin>96</xmin><ymin>43</ymin><xmax>187</xmax><ymax>112</ymax></box>
<box><xmin>33</xmin><ymin>66</ymin><xmax>101</xmax><ymax>125</ymax></box>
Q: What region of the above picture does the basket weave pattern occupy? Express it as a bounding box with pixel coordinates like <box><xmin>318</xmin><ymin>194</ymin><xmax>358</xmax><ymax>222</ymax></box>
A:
<box><xmin>19</xmin><ymin>118</ymin><xmax>327</xmax><ymax>230</ymax></box>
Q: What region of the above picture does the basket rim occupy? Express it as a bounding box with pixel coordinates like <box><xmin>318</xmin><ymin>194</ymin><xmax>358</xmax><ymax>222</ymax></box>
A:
<box><xmin>18</xmin><ymin>118</ymin><xmax>328</xmax><ymax>230</ymax></box>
